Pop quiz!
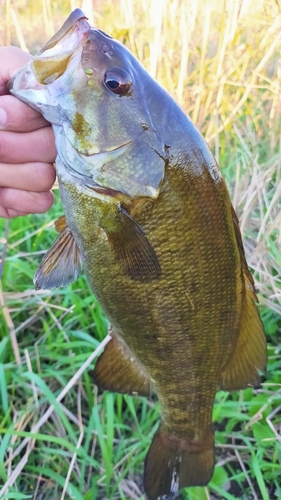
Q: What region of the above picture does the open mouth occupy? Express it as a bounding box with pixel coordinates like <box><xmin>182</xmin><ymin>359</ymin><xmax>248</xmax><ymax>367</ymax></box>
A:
<box><xmin>37</xmin><ymin>8</ymin><xmax>90</xmax><ymax>56</ymax></box>
<box><xmin>8</xmin><ymin>9</ymin><xmax>90</xmax><ymax>92</ymax></box>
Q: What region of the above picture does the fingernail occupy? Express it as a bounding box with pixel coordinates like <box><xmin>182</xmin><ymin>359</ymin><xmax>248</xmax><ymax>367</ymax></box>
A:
<box><xmin>0</xmin><ymin>108</ymin><xmax>7</xmax><ymax>126</ymax></box>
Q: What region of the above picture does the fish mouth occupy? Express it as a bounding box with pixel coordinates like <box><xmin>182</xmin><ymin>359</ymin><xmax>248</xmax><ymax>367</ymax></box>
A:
<box><xmin>8</xmin><ymin>9</ymin><xmax>91</xmax><ymax>92</ymax></box>
<box><xmin>37</xmin><ymin>8</ymin><xmax>89</xmax><ymax>55</ymax></box>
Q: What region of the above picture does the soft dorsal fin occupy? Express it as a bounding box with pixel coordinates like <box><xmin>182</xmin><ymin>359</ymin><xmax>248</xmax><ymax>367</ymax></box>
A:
<box><xmin>219</xmin><ymin>288</ymin><xmax>266</xmax><ymax>391</ymax></box>
<box><xmin>106</xmin><ymin>206</ymin><xmax>162</xmax><ymax>282</ymax></box>
<box><xmin>34</xmin><ymin>219</ymin><xmax>82</xmax><ymax>290</ymax></box>
<box><xmin>93</xmin><ymin>331</ymin><xmax>152</xmax><ymax>397</ymax></box>
<box><xmin>219</xmin><ymin>207</ymin><xmax>267</xmax><ymax>391</ymax></box>
<box><xmin>231</xmin><ymin>206</ymin><xmax>256</xmax><ymax>298</ymax></box>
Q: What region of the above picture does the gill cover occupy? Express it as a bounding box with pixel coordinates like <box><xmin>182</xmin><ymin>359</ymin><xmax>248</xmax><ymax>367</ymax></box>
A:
<box><xmin>9</xmin><ymin>9</ymin><xmax>168</xmax><ymax>199</ymax></box>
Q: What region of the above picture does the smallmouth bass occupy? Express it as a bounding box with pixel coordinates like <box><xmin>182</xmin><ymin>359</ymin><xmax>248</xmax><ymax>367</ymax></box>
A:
<box><xmin>9</xmin><ymin>9</ymin><xmax>267</xmax><ymax>499</ymax></box>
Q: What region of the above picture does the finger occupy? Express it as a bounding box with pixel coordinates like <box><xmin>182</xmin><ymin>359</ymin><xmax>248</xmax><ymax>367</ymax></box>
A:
<box><xmin>0</xmin><ymin>208</ymin><xmax>30</xmax><ymax>217</ymax></box>
<box><xmin>0</xmin><ymin>46</ymin><xmax>31</xmax><ymax>95</ymax></box>
<box><xmin>0</xmin><ymin>95</ymin><xmax>50</xmax><ymax>132</ymax></box>
<box><xmin>0</xmin><ymin>188</ymin><xmax>54</xmax><ymax>218</ymax></box>
<box><xmin>0</xmin><ymin>127</ymin><xmax>56</xmax><ymax>164</ymax></box>
<box><xmin>0</xmin><ymin>161</ymin><xmax>56</xmax><ymax>191</ymax></box>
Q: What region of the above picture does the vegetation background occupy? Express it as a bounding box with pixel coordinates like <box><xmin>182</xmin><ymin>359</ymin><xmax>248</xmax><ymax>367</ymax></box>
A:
<box><xmin>0</xmin><ymin>0</ymin><xmax>281</xmax><ymax>498</ymax></box>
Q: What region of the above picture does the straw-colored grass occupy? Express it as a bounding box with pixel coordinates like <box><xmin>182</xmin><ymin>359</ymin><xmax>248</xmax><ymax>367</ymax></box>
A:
<box><xmin>0</xmin><ymin>0</ymin><xmax>281</xmax><ymax>499</ymax></box>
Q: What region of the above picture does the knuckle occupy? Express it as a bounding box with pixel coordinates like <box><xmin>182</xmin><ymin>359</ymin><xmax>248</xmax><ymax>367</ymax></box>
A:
<box><xmin>0</xmin><ymin>95</ymin><xmax>47</xmax><ymax>133</ymax></box>
<box><xmin>28</xmin><ymin>190</ymin><xmax>53</xmax><ymax>213</ymax></box>
<box><xmin>9</xmin><ymin>98</ymin><xmax>35</xmax><ymax>132</ymax></box>
<box><xmin>0</xmin><ymin>133</ymin><xmax>8</xmax><ymax>160</ymax></box>
<box><xmin>0</xmin><ymin>186</ymin><xmax>11</xmax><ymax>207</ymax></box>
<box><xmin>41</xmin><ymin>128</ymin><xmax>56</xmax><ymax>163</ymax></box>
<box><xmin>33</xmin><ymin>162</ymin><xmax>56</xmax><ymax>190</ymax></box>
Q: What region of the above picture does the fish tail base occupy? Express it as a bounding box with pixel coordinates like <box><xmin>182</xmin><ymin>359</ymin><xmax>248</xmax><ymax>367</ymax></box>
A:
<box><xmin>144</xmin><ymin>423</ymin><xmax>214</xmax><ymax>500</ymax></box>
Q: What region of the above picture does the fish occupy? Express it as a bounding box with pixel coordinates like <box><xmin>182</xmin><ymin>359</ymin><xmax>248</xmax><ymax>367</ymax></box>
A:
<box><xmin>9</xmin><ymin>9</ymin><xmax>267</xmax><ymax>499</ymax></box>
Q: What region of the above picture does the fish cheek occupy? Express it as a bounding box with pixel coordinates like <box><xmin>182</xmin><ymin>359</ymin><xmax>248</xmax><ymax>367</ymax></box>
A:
<box><xmin>94</xmin><ymin>141</ymin><xmax>166</xmax><ymax>198</ymax></box>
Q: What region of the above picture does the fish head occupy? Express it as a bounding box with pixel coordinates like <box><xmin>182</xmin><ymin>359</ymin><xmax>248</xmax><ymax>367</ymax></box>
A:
<box><xmin>9</xmin><ymin>9</ymin><xmax>171</xmax><ymax>198</ymax></box>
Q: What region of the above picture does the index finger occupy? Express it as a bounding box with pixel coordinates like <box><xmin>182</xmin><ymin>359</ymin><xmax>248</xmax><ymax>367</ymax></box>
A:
<box><xmin>0</xmin><ymin>94</ymin><xmax>50</xmax><ymax>132</ymax></box>
<box><xmin>0</xmin><ymin>46</ymin><xmax>50</xmax><ymax>131</ymax></box>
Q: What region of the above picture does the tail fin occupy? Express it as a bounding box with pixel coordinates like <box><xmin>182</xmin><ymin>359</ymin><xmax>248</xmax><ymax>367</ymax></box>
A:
<box><xmin>144</xmin><ymin>423</ymin><xmax>214</xmax><ymax>500</ymax></box>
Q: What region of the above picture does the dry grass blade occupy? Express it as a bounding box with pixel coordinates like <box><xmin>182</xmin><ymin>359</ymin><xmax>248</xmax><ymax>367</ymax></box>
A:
<box><xmin>0</xmin><ymin>284</ymin><xmax>21</xmax><ymax>366</ymax></box>
<box><xmin>0</xmin><ymin>221</ymin><xmax>21</xmax><ymax>364</ymax></box>
<box><xmin>0</xmin><ymin>333</ymin><xmax>111</xmax><ymax>498</ymax></box>
<box><xmin>24</xmin><ymin>348</ymin><xmax>39</xmax><ymax>408</ymax></box>
<box><xmin>0</xmin><ymin>439</ymin><xmax>36</xmax><ymax>495</ymax></box>
<box><xmin>61</xmin><ymin>382</ymin><xmax>83</xmax><ymax>500</ymax></box>
<box><xmin>9</xmin><ymin>8</ymin><xmax>28</xmax><ymax>51</ymax></box>
<box><xmin>265</xmin><ymin>404</ymin><xmax>281</xmax><ymax>443</ymax></box>
<box><xmin>61</xmin><ymin>430</ymin><xmax>84</xmax><ymax>499</ymax></box>
<box><xmin>235</xmin><ymin>449</ymin><xmax>259</xmax><ymax>500</ymax></box>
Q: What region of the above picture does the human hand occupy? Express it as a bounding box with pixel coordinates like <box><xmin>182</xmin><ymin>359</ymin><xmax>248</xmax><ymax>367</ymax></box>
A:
<box><xmin>0</xmin><ymin>46</ymin><xmax>56</xmax><ymax>218</ymax></box>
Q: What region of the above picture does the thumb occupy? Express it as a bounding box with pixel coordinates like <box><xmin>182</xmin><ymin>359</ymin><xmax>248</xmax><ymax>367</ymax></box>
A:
<box><xmin>0</xmin><ymin>46</ymin><xmax>32</xmax><ymax>95</ymax></box>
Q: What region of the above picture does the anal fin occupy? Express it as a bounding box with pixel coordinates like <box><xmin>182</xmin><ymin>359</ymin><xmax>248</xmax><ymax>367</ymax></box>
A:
<box><xmin>219</xmin><ymin>285</ymin><xmax>267</xmax><ymax>391</ymax></box>
<box><xmin>93</xmin><ymin>332</ymin><xmax>152</xmax><ymax>397</ymax></box>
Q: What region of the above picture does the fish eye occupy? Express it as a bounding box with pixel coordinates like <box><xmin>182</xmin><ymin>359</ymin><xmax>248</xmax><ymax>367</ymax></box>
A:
<box><xmin>104</xmin><ymin>67</ymin><xmax>132</xmax><ymax>95</ymax></box>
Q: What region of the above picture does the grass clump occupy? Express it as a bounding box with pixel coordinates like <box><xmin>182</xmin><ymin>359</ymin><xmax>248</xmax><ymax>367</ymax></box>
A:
<box><xmin>1</xmin><ymin>0</ymin><xmax>281</xmax><ymax>499</ymax></box>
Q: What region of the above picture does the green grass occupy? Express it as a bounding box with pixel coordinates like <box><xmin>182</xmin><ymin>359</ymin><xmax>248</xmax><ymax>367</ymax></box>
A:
<box><xmin>1</xmin><ymin>0</ymin><xmax>281</xmax><ymax>498</ymax></box>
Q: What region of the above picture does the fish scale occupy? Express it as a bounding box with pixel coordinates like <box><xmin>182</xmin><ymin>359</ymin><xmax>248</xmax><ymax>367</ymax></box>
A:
<box><xmin>9</xmin><ymin>8</ymin><xmax>266</xmax><ymax>499</ymax></box>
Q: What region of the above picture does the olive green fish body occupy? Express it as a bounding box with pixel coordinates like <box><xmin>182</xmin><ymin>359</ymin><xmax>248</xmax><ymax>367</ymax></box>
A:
<box><xmin>57</xmin><ymin>150</ymin><xmax>245</xmax><ymax>494</ymax></box>
<box><xmin>58</xmin><ymin>138</ymin><xmax>241</xmax><ymax>453</ymax></box>
<box><xmin>9</xmin><ymin>9</ymin><xmax>266</xmax><ymax>499</ymax></box>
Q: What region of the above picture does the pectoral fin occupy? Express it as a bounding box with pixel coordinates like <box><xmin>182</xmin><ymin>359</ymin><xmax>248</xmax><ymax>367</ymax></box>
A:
<box><xmin>93</xmin><ymin>332</ymin><xmax>152</xmax><ymax>397</ymax></box>
<box><xmin>34</xmin><ymin>221</ymin><xmax>82</xmax><ymax>290</ymax></box>
<box><xmin>106</xmin><ymin>207</ymin><xmax>161</xmax><ymax>282</ymax></box>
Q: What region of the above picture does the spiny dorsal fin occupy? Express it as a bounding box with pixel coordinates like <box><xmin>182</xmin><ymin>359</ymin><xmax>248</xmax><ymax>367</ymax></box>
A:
<box><xmin>231</xmin><ymin>206</ymin><xmax>257</xmax><ymax>298</ymax></box>
<box><xmin>106</xmin><ymin>207</ymin><xmax>161</xmax><ymax>282</ymax></box>
<box><xmin>219</xmin><ymin>207</ymin><xmax>267</xmax><ymax>391</ymax></box>
<box><xmin>93</xmin><ymin>331</ymin><xmax>152</xmax><ymax>397</ymax></box>
<box><xmin>34</xmin><ymin>226</ymin><xmax>82</xmax><ymax>290</ymax></box>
